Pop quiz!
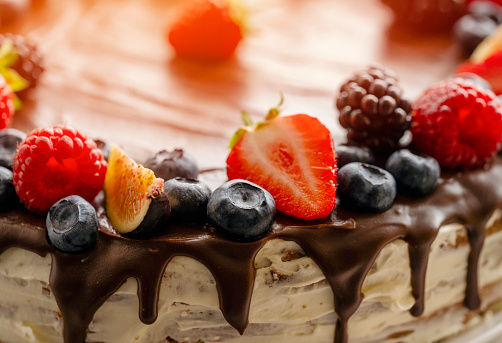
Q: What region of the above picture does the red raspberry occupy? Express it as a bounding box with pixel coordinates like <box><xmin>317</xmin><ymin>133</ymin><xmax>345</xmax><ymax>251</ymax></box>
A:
<box><xmin>411</xmin><ymin>78</ymin><xmax>502</xmax><ymax>169</ymax></box>
<box><xmin>0</xmin><ymin>75</ymin><xmax>14</xmax><ymax>129</ymax></box>
<box><xmin>12</xmin><ymin>126</ymin><xmax>107</xmax><ymax>214</ymax></box>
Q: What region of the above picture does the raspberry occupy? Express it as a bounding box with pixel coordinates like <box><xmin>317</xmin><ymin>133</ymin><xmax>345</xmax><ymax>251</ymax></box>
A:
<box><xmin>0</xmin><ymin>75</ymin><xmax>14</xmax><ymax>129</ymax></box>
<box><xmin>0</xmin><ymin>34</ymin><xmax>44</xmax><ymax>100</ymax></box>
<box><xmin>336</xmin><ymin>65</ymin><xmax>412</xmax><ymax>152</ymax></box>
<box><xmin>381</xmin><ymin>0</ymin><xmax>467</xmax><ymax>32</ymax></box>
<box><xmin>12</xmin><ymin>126</ymin><xmax>107</xmax><ymax>214</ymax></box>
<box><xmin>411</xmin><ymin>78</ymin><xmax>502</xmax><ymax>169</ymax></box>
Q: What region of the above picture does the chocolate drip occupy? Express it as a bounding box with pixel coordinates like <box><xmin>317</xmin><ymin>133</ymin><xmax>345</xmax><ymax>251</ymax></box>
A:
<box><xmin>1</xmin><ymin>160</ymin><xmax>502</xmax><ymax>343</ymax></box>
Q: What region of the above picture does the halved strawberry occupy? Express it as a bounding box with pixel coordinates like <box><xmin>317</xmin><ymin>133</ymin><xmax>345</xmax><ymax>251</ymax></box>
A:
<box><xmin>226</xmin><ymin>99</ymin><xmax>337</xmax><ymax>220</ymax></box>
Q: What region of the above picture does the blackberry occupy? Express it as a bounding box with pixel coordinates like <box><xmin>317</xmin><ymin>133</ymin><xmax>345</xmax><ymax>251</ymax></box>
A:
<box><xmin>336</xmin><ymin>65</ymin><xmax>412</xmax><ymax>152</ymax></box>
<box><xmin>0</xmin><ymin>34</ymin><xmax>44</xmax><ymax>99</ymax></box>
<box><xmin>381</xmin><ymin>0</ymin><xmax>466</xmax><ymax>33</ymax></box>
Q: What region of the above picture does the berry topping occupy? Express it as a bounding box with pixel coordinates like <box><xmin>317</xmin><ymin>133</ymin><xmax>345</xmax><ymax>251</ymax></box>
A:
<box><xmin>0</xmin><ymin>75</ymin><xmax>14</xmax><ymax>129</ymax></box>
<box><xmin>336</xmin><ymin>65</ymin><xmax>412</xmax><ymax>152</ymax></box>
<box><xmin>46</xmin><ymin>195</ymin><xmax>99</xmax><ymax>253</ymax></box>
<box><xmin>457</xmin><ymin>25</ymin><xmax>502</xmax><ymax>94</ymax></box>
<box><xmin>0</xmin><ymin>128</ymin><xmax>26</xmax><ymax>169</ymax></box>
<box><xmin>338</xmin><ymin>162</ymin><xmax>397</xmax><ymax>213</ymax></box>
<box><xmin>385</xmin><ymin>149</ymin><xmax>440</xmax><ymax>197</ymax></box>
<box><xmin>167</xmin><ymin>0</ymin><xmax>244</xmax><ymax>61</ymax></box>
<box><xmin>452</xmin><ymin>72</ymin><xmax>493</xmax><ymax>91</ymax></box>
<box><xmin>468</xmin><ymin>1</ymin><xmax>502</xmax><ymax>25</ymax></box>
<box><xmin>207</xmin><ymin>179</ymin><xmax>275</xmax><ymax>241</ymax></box>
<box><xmin>381</xmin><ymin>0</ymin><xmax>466</xmax><ymax>33</ymax></box>
<box><xmin>0</xmin><ymin>166</ymin><xmax>18</xmax><ymax>210</ymax></box>
<box><xmin>143</xmin><ymin>148</ymin><xmax>199</xmax><ymax>181</ymax></box>
<box><xmin>104</xmin><ymin>145</ymin><xmax>169</xmax><ymax>235</ymax></box>
<box><xmin>336</xmin><ymin>144</ymin><xmax>375</xmax><ymax>169</ymax></box>
<box><xmin>453</xmin><ymin>14</ymin><xmax>498</xmax><ymax>58</ymax></box>
<box><xmin>93</xmin><ymin>138</ymin><xmax>111</xmax><ymax>161</ymax></box>
<box><xmin>12</xmin><ymin>126</ymin><xmax>107</xmax><ymax>214</ymax></box>
<box><xmin>411</xmin><ymin>78</ymin><xmax>502</xmax><ymax>169</ymax></box>
<box><xmin>226</xmin><ymin>99</ymin><xmax>337</xmax><ymax>220</ymax></box>
<box><xmin>0</xmin><ymin>34</ymin><xmax>44</xmax><ymax>100</ymax></box>
<box><xmin>164</xmin><ymin>177</ymin><xmax>212</xmax><ymax>222</ymax></box>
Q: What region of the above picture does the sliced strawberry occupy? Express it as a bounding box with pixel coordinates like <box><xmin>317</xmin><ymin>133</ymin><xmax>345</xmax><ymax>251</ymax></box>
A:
<box><xmin>226</xmin><ymin>103</ymin><xmax>337</xmax><ymax>220</ymax></box>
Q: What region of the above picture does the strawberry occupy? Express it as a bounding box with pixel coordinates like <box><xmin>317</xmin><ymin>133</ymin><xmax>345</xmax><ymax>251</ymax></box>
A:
<box><xmin>226</xmin><ymin>99</ymin><xmax>337</xmax><ymax>220</ymax></box>
<box><xmin>0</xmin><ymin>74</ymin><xmax>14</xmax><ymax>129</ymax></box>
<box><xmin>167</xmin><ymin>0</ymin><xmax>244</xmax><ymax>62</ymax></box>
<box><xmin>456</xmin><ymin>25</ymin><xmax>502</xmax><ymax>94</ymax></box>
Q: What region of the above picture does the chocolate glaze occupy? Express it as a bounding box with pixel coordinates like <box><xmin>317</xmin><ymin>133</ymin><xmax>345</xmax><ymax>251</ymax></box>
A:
<box><xmin>1</xmin><ymin>159</ymin><xmax>502</xmax><ymax>343</ymax></box>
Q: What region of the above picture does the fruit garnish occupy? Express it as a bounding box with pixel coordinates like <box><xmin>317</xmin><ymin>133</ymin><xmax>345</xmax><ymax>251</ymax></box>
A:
<box><xmin>0</xmin><ymin>74</ymin><xmax>14</xmax><ymax>129</ymax></box>
<box><xmin>336</xmin><ymin>144</ymin><xmax>375</xmax><ymax>169</ymax></box>
<box><xmin>12</xmin><ymin>126</ymin><xmax>107</xmax><ymax>214</ymax></box>
<box><xmin>338</xmin><ymin>162</ymin><xmax>396</xmax><ymax>213</ymax></box>
<box><xmin>167</xmin><ymin>0</ymin><xmax>245</xmax><ymax>61</ymax></box>
<box><xmin>336</xmin><ymin>65</ymin><xmax>412</xmax><ymax>152</ymax></box>
<box><xmin>104</xmin><ymin>145</ymin><xmax>169</xmax><ymax>235</ymax></box>
<box><xmin>456</xmin><ymin>25</ymin><xmax>502</xmax><ymax>94</ymax></box>
<box><xmin>0</xmin><ymin>34</ymin><xmax>44</xmax><ymax>101</ymax></box>
<box><xmin>385</xmin><ymin>149</ymin><xmax>440</xmax><ymax>197</ymax></box>
<box><xmin>0</xmin><ymin>166</ymin><xmax>17</xmax><ymax>211</ymax></box>
<box><xmin>411</xmin><ymin>78</ymin><xmax>502</xmax><ymax>169</ymax></box>
<box><xmin>226</xmin><ymin>98</ymin><xmax>337</xmax><ymax>220</ymax></box>
<box><xmin>380</xmin><ymin>0</ymin><xmax>466</xmax><ymax>33</ymax></box>
<box><xmin>453</xmin><ymin>13</ymin><xmax>498</xmax><ymax>58</ymax></box>
<box><xmin>207</xmin><ymin>179</ymin><xmax>275</xmax><ymax>241</ymax></box>
<box><xmin>0</xmin><ymin>128</ymin><xmax>26</xmax><ymax>169</ymax></box>
<box><xmin>143</xmin><ymin>148</ymin><xmax>199</xmax><ymax>181</ymax></box>
<box><xmin>164</xmin><ymin>177</ymin><xmax>212</xmax><ymax>222</ymax></box>
<box><xmin>46</xmin><ymin>195</ymin><xmax>99</xmax><ymax>253</ymax></box>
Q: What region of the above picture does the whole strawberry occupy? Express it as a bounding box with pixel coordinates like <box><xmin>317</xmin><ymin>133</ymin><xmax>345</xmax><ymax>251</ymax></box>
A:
<box><xmin>12</xmin><ymin>126</ymin><xmax>107</xmax><ymax>214</ymax></box>
<box><xmin>226</xmin><ymin>98</ymin><xmax>337</xmax><ymax>220</ymax></box>
<box><xmin>167</xmin><ymin>0</ymin><xmax>244</xmax><ymax>61</ymax></box>
<box><xmin>411</xmin><ymin>78</ymin><xmax>502</xmax><ymax>169</ymax></box>
<box><xmin>0</xmin><ymin>74</ymin><xmax>14</xmax><ymax>129</ymax></box>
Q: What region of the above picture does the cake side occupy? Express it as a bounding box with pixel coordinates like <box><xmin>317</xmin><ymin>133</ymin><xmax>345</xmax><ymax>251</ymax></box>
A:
<box><xmin>1</xmin><ymin>214</ymin><xmax>502</xmax><ymax>343</ymax></box>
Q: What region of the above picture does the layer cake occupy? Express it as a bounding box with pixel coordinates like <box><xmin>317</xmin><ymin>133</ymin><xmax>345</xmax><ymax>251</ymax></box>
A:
<box><xmin>1</xmin><ymin>0</ymin><xmax>502</xmax><ymax>343</ymax></box>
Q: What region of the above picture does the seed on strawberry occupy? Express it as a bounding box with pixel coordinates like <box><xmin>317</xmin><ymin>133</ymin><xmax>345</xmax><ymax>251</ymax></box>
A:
<box><xmin>167</xmin><ymin>0</ymin><xmax>245</xmax><ymax>61</ymax></box>
<box><xmin>12</xmin><ymin>126</ymin><xmax>107</xmax><ymax>214</ymax></box>
<box><xmin>411</xmin><ymin>78</ymin><xmax>502</xmax><ymax>169</ymax></box>
<box><xmin>226</xmin><ymin>98</ymin><xmax>337</xmax><ymax>220</ymax></box>
<box><xmin>0</xmin><ymin>75</ymin><xmax>14</xmax><ymax>129</ymax></box>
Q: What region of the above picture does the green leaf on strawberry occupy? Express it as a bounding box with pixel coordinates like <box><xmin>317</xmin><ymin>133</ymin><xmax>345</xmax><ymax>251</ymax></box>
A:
<box><xmin>226</xmin><ymin>98</ymin><xmax>337</xmax><ymax>220</ymax></box>
<box><xmin>0</xmin><ymin>38</ymin><xmax>29</xmax><ymax>109</ymax></box>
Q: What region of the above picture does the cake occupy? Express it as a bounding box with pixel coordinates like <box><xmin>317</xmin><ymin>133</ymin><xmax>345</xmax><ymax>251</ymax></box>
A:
<box><xmin>1</xmin><ymin>1</ymin><xmax>502</xmax><ymax>343</ymax></box>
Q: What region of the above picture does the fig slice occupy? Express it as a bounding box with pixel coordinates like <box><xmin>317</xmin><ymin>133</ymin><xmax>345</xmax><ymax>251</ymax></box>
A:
<box><xmin>104</xmin><ymin>145</ymin><xmax>169</xmax><ymax>234</ymax></box>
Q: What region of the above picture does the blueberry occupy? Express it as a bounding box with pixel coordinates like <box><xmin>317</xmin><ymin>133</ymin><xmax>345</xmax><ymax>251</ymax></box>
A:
<box><xmin>338</xmin><ymin>162</ymin><xmax>396</xmax><ymax>212</ymax></box>
<box><xmin>207</xmin><ymin>179</ymin><xmax>276</xmax><ymax>241</ymax></box>
<box><xmin>468</xmin><ymin>1</ymin><xmax>502</xmax><ymax>25</ymax></box>
<box><xmin>46</xmin><ymin>195</ymin><xmax>99</xmax><ymax>253</ymax></box>
<box><xmin>0</xmin><ymin>166</ymin><xmax>18</xmax><ymax>210</ymax></box>
<box><xmin>336</xmin><ymin>144</ymin><xmax>375</xmax><ymax>169</ymax></box>
<box><xmin>143</xmin><ymin>148</ymin><xmax>199</xmax><ymax>180</ymax></box>
<box><xmin>385</xmin><ymin>149</ymin><xmax>440</xmax><ymax>197</ymax></box>
<box><xmin>164</xmin><ymin>177</ymin><xmax>212</xmax><ymax>222</ymax></box>
<box><xmin>0</xmin><ymin>128</ymin><xmax>26</xmax><ymax>170</ymax></box>
<box><xmin>453</xmin><ymin>14</ymin><xmax>498</xmax><ymax>58</ymax></box>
